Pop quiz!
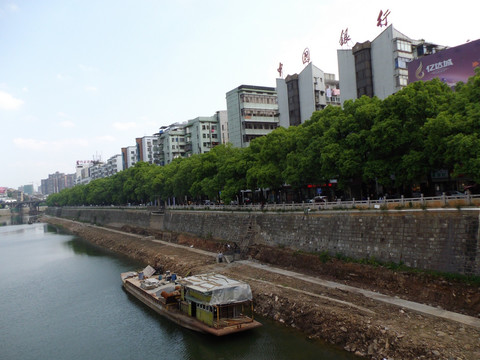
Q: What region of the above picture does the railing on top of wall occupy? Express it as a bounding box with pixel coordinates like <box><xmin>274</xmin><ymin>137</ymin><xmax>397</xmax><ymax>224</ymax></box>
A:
<box><xmin>165</xmin><ymin>193</ymin><xmax>480</xmax><ymax>212</ymax></box>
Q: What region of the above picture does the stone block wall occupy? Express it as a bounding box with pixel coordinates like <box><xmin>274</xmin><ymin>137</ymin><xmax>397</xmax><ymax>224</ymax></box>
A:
<box><xmin>47</xmin><ymin>207</ymin><xmax>480</xmax><ymax>275</ymax></box>
<box><xmin>47</xmin><ymin>207</ymin><xmax>154</xmax><ymax>229</ymax></box>
<box><xmin>163</xmin><ymin>210</ymin><xmax>480</xmax><ymax>275</ymax></box>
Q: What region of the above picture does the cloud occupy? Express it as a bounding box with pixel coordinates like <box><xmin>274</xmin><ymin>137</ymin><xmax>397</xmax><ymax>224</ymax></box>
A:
<box><xmin>51</xmin><ymin>138</ymin><xmax>89</xmax><ymax>148</ymax></box>
<box><xmin>14</xmin><ymin>137</ymin><xmax>89</xmax><ymax>151</ymax></box>
<box><xmin>95</xmin><ymin>135</ymin><xmax>116</xmax><ymax>142</ymax></box>
<box><xmin>78</xmin><ymin>64</ymin><xmax>98</xmax><ymax>73</ymax></box>
<box><xmin>7</xmin><ymin>3</ymin><xmax>19</xmax><ymax>12</ymax></box>
<box><xmin>113</xmin><ymin>121</ymin><xmax>137</xmax><ymax>131</ymax></box>
<box><xmin>59</xmin><ymin>120</ymin><xmax>75</xmax><ymax>128</ymax></box>
<box><xmin>0</xmin><ymin>91</ymin><xmax>24</xmax><ymax>110</ymax></box>
<box><xmin>13</xmin><ymin>138</ymin><xmax>48</xmax><ymax>150</ymax></box>
<box><xmin>84</xmin><ymin>85</ymin><xmax>98</xmax><ymax>93</ymax></box>
<box><xmin>56</xmin><ymin>73</ymin><xmax>71</xmax><ymax>80</ymax></box>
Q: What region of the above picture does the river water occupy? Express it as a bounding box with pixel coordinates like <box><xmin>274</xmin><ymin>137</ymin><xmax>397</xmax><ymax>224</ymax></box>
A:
<box><xmin>0</xmin><ymin>223</ymin><xmax>358</xmax><ymax>360</ymax></box>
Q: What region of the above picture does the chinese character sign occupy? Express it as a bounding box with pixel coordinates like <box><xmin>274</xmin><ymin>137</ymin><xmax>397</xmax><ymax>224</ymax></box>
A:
<box><xmin>339</xmin><ymin>28</ymin><xmax>351</xmax><ymax>46</ymax></box>
<box><xmin>377</xmin><ymin>9</ymin><xmax>391</xmax><ymax>27</ymax></box>
<box><xmin>277</xmin><ymin>62</ymin><xmax>283</xmax><ymax>77</ymax></box>
<box><xmin>302</xmin><ymin>48</ymin><xmax>310</xmax><ymax>64</ymax></box>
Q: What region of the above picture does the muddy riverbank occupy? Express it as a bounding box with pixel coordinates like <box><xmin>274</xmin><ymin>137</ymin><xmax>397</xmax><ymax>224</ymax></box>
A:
<box><xmin>43</xmin><ymin>216</ymin><xmax>480</xmax><ymax>359</ymax></box>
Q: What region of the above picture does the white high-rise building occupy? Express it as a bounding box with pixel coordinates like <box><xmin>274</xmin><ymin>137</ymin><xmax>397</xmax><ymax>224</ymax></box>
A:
<box><xmin>276</xmin><ymin>62</ymin><xmax>339</xmax><ymax>127</ymax></box>
<box><xmin>136</xmin><ymin>136</ymin><xmax>159</xmax><ymax>165</ymax></box>
<box><xmin>337</xmin><ymin>24</ymin><xmax>446</xmax><ymax>105</ymax></box>
<box><xmin>121</xmin><ymin>145</ymin><xmax>138</xmax><ymax>169</ymax></box>
<box><xmin>226</xmin><ymin>85</ymin><xmax>279</xmax><ymax>148</ymax></box>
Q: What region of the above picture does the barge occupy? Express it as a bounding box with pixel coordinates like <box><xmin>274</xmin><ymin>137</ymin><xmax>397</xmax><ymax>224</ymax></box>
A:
<box><xmin>121</xmin><ymin>266</ymin><xmax>262</xmax><ymax>336</ymax></box>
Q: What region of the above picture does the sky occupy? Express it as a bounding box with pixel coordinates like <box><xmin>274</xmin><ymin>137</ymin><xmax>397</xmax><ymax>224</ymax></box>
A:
<box><xmin>1</xmin><ymin>0</ymin><xmax>479</xmax><ymax>190</ymax></box>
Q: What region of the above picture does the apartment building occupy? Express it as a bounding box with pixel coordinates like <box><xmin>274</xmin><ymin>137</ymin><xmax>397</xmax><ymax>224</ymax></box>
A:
<box><xmin>337</xmin><ymin>24</ymin><xmax>446</xmax><ymax>104</ymax></box>
<box><xmin>216</xmin><ymin>110</ymin><xmax>229</xmax><ymax>145</ymax></box>
<box><xmin>41</xmin><ymin>171</ymin><xmax>75</xmax><ymax>194</ymax></box>
<box><xmin>226</xmin><ymin>85</ymin><xmax>279</xmax><ymax>148</ymax></box>
<box><xmin>90</xmin><ymin>161</ymin><xmax>106</xmax><ymax>180</ymax></box>
<box><xmin>157</xmin><ymin>124</ymin><xmax>187</xmax><ymax>165</ymax></box>
<box><xmin>185</xmin><ymin>115</ymin><xmax>220</xmax><ymax>156</ymax></box>
<box><xmin>121</xmin><ymin>145</ymin><xmax>138</xmax><ymax>170</ymax></box>
<box><xmin>135</xmin><ymin>135</ymin><xmax>159</xmax><ymax>165</ymax></box>
<box><xmin>105</xmin><ymin>154</ymin><xmax>123</xmax><ymax>176</ymax></box>
<box><xmin>276</xmin><ymin>62</ymin><xmax>340</xmax><ymax>127</ymax></box>
<box><xmin>75</xmin><ymin>161</ymin><xmax>95</xmax><ymax>185</ymax></box>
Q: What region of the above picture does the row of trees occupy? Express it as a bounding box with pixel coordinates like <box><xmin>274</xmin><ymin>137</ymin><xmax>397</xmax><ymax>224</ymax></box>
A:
<box><xmin>46</xmin><ymin>70</ymin><xmax>480</xmax><ymax>207</ymax></box>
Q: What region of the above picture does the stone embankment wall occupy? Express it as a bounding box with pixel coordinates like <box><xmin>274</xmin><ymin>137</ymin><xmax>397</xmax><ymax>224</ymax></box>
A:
<box><xmin>47</xmin><ymin>207</ymin><xmax>164</xmax><ymax>230</ymax></box>
<box><xmin>47</xmin><ymin>207</ymin><xmax>480</xmax><ymax>276</ymax></box>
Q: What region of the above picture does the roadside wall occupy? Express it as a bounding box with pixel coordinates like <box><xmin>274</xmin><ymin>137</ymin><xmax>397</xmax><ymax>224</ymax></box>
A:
<box><xmin>46</xmin><ymin>207</ymin><xmax>480</xmax><ymax>275</ymax></box>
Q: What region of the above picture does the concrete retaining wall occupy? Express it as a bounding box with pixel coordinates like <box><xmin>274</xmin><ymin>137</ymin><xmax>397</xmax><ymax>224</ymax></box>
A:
<box><xmin>46</xmin><ymin>207</ymin><xmax>480</xmax><ymax>276</ymax></box>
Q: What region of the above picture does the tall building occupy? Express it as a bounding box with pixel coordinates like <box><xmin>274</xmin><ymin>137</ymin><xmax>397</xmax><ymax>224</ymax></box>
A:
<box><xmin>121</xmin><ymin>145</ymin><xmax>138</xmax><ymax>170</ymax></box>
<box><xmin>135</xmin><ymin>136</ymin><xmax>159</xmax><ymax>165</ymax></box>
<box><xmin>185</xmin><ymin>115</ymin><xmax>220</xmax><ymax>156</ymax></box>
<box><xmin>41</xmin><ymin>171</ymin><xmax>75</xmax><ymax>195</ymax></box>
<box><xmin>276</xmin><ymin>62</ymin><xmax>340</xmax><ymax>127</ymax></box>
<box><xmin>216</xmin><ymin>110</ymin><xmax>229</xmax><ymax>145</ymax></box>
<box><xmin>105</xmin><ymin>154</ymin><xmax>123</xmax><ymax>176</ymax></box>
<box><xmin>157</xmin><ymin>123</ymin><xmax>187</xmax><ymax>165</ymax></box>
<box><xmin>75</xmin><ymin>161</ymin><xmax>95</xmax><ymax>185</ymax></box>
<box><xmin>90</xmin><ymin>161</ymin><xmax>106</xmax><ymax>180</ymax></box>
<box><xmin>226</xmin><ymin>85</ymin><xmax>279</xmax><ymax>148</ymax></box>
<box><xmin>21</xmin><ymin>184</ymin><xmax>34</xmax><ymax>195</ymax></box>
<box><xmin>337</xmin><ymin>25</ymin><xmax>446</xmax><ymax>104</ymax></box>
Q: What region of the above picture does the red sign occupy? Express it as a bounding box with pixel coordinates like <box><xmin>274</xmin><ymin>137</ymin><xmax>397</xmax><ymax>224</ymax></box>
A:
<box><xmin>339</xmin><ymin>28</ymin><xmax>351</xmax><ymax>46</ymax></box>
<box><xmin>377</xmin><ymin>9</ymin><xmax>391</xmax><ymax>27</ymax></box>
<box><xmin>302</xmin><ymin>48</ymin><xmax>310</xmax><ymax>64</ymax></box>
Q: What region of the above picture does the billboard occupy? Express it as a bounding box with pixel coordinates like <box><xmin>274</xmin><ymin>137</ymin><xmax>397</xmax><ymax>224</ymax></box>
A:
<box><xmin>408</xmin><ymin>39</ymin><xmax>480</xmax><ymax>86</ymax></box>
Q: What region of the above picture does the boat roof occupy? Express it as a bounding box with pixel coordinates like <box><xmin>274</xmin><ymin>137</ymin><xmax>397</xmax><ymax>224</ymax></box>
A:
<box><xmin>180</xmin><ymin>273</ymin><xmax>252</xmax><ymax>305</ymax></box>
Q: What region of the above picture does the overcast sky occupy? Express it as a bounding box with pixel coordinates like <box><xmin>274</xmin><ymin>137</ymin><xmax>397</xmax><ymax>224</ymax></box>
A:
<box><xmin>1</xmin><ymin>0</ymin><xmax>479</xmax><ymax>189</ymax></box>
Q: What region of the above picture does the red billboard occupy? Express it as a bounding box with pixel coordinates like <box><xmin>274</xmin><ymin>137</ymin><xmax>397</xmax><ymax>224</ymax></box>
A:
<box><xmin>408</xmin><ymin>39</ymin><xmax>480</xmax><ymax>86</ymax></box>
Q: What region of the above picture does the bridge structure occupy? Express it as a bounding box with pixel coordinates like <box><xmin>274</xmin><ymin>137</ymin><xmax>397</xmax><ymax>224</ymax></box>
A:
<box><xmin>11</xmin><ymin>200</ymin><xmax>44</xmax><ymax>214</ymax></box>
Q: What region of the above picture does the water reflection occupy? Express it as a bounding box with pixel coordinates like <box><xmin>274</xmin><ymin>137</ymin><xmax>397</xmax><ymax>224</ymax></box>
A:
<box><xmin>64</xmin><ymin>237</ymin><xmax>106</xmax><ymax>257</ymax></box>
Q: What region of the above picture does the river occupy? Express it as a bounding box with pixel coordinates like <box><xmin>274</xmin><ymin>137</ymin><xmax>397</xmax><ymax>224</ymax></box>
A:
<box><xmin>0</xmin><ymin>223</ymin><xmax>358</xmax><ymax>360</ymax></box>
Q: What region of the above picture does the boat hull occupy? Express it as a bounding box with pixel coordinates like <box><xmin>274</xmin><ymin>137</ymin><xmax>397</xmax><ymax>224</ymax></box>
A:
<box><xmin>123</xmin><ymin>279</ymin><xmax>262</xmax><ymax>336</ymax></box>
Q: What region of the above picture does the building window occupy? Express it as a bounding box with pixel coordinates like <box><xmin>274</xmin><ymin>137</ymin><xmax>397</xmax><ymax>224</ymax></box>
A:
<box><xmin>396</xmin><ymin>76</ymin><xmax>408</xmax><ymax>87</ymax></box>
<box><xmin>396</xmin><ymin>40</ymin><xmax>411</xmax><ymax>52</ymax></box>
<box><xmin>395</xmin><ymin>57</ymin><xmax>410</xmax><ymax>69</ymax></box>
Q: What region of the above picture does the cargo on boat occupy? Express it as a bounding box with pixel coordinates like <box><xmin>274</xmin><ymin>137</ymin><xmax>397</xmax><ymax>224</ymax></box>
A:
<box><xmin>121</xmin><ymin>266</ymin><xmax>262</xmax><ymax>336</ymax></box>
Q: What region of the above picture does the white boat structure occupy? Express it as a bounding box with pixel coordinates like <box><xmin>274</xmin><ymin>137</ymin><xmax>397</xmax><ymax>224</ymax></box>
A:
<box><xmin>121</xmin><ymin>265</ymin><xmax>262</xmax><ymax>336</ymax></box>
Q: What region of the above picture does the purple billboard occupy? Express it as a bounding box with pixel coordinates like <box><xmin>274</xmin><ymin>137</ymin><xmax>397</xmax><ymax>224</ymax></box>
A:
<box><xmin>408</xmin><ymin>39</ymin><xmax>480</xmax><ymax>86</ymax></box>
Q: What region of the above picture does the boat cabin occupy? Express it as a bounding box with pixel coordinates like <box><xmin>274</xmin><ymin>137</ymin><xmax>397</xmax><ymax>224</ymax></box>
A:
<box><xmin>178</xmin><ymin>273</ymin><xmax>256</xmax><ymax>328</ymax></box>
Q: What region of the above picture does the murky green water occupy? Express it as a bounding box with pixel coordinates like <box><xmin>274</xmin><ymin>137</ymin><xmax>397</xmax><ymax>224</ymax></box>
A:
<box><xmin>0</xmin><ymin>223</ymin><xmax>359</xmax><ymax>360</ymax></box>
